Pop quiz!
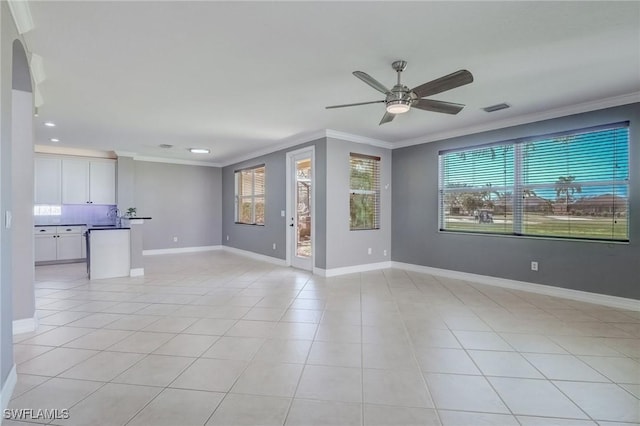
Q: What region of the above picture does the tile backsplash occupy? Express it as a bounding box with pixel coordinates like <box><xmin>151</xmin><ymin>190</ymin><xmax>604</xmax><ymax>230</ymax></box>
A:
<box><xmin>34</xmin><ymin>204</ymin><xmax>118</xmax><ymax>226</ymax></box>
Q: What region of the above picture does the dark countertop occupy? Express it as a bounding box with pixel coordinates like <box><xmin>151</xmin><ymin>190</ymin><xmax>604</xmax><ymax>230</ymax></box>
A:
<box><xmin>35</xmin><ymin>224</ymin><xmax>87</xmax><ymax>227</ymax></box>
<box><xmin>87</xmin><ymin>226</ymin><xmax>130</xmax><ymax>231</ymax></box>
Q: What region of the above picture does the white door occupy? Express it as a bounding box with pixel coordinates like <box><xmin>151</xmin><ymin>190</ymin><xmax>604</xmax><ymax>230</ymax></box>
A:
<box><xmin>287</xmin><ymin>148</ymin><xmax>314</xmax><ymax>271</ymax></box>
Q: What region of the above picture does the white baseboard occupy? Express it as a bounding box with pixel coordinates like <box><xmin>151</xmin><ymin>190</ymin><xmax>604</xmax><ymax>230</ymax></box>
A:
<box><xmin>143</xmin><ymin>245</ymin><xmax>223</xmax><ymax>256</ymax></box>
<box><xmin>13</xmin><ymin>314</ymin><xmax>38</xmax><ymax>335</ymax></box>
<box><xmin>130</xmin><ymin>268</ymin><xmax>144</xmax><ymax>277</ymax></box>
<box><xmin>392</xmin><ymin>261</ymin><xmax>640</xmax><ymax>312</ymax></box>
<box><xmin>315</xmin><ymin>261</ymin><xmax>393</xmax><ymax>277</ymax></box>
<box><xmin>222</xmin><ymin>246</ymin><xmax>287</xmax><ymax>266</ymax></box>
<box><xmin>1</xmin><ymin>364</ymin><xmax>17</xmax><ymax>413</ymax></box>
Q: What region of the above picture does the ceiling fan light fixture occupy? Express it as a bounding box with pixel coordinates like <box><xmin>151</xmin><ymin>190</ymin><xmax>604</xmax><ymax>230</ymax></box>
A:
<box><xmin>386</xmin><ymin>100</ymin><xmax>411</xmax><ymax>114</ymax></box>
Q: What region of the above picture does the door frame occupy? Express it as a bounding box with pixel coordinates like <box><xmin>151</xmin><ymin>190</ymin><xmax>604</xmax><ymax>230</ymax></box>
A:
<box><xmin>285</xmin><ymin>146</ymin><xmax>315</xmax><ymax>271</ymax></box>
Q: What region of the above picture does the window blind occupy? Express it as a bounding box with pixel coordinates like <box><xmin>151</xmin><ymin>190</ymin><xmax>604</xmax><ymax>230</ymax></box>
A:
<box><xmin>439</xmin><ymin>122</ymin><xmax>629</xmax><ymax>242</ymax></box>
<box><xmin>350</xmin><ymin>153</ymin><xmax>381</xmax><ymax>230</ymax></box>
<box><xmin>235</xmin><ymin>164</ymin><xmax>265</xmax><ymax>225</ymax></box>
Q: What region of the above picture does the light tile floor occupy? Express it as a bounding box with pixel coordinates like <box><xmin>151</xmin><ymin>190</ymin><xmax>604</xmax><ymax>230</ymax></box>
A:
<box><xmin>7</xmin><ymin>251</ymin><xmax>640</xmax><ymax>426</ymax></box>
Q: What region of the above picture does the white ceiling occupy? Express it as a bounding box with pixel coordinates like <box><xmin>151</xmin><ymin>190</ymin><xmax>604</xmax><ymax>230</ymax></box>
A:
<box><xmin>21</xmin><ymin>1</ymin><xmax>640</xmax><ymax>166</ymax></box>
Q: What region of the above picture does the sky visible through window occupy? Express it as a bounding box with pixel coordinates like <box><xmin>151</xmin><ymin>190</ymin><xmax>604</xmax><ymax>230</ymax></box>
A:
<box><xmin>442</xmin><ymin>126</ymin><xmax>629</xmax><ymax>200</ymax></box>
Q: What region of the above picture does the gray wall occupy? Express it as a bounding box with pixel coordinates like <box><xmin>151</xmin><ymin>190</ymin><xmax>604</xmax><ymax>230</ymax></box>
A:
<box><xmin>116</xmin><ymin>156</ymin><xmax>135</xmax><ymax>211</ymax></box>
<box><xmin>325</xmin><ymin>138</ymin><xmax>392</xmax><ymax>269</ymax></box>
<box><xmin>133</xmin><ymin>161</ymin><xmax>222</xmax><ymax>250</ymax></box>
<box><xmin>221</xmin><ymin>136</ymin><xmax>392</xmax><ymax>271</ymax></box>
<box><xmin>1</xmin><ymin>1</ymin><xmax>20</xmax><ymax>394</ymax></box>
<box><xmin>12</xmin><ymin>89</ymin><xmax>34</xmax><ymax>321</ymax></box>
<box><xmin>392</xmin><ymin>103</ymin><xmax>640</xmax><ymax>299</ymax></box>
<box><xmin>222</xmin><ymin>138</ymin><xmax>327</xmax><ymax>266</ymax></box>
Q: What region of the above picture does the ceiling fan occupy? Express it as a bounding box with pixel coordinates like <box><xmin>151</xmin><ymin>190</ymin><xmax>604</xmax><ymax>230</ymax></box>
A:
<box><xmin>326</xmin><ymin>60</ymin><xmax>473</xmax><ymax>125</ymax></box>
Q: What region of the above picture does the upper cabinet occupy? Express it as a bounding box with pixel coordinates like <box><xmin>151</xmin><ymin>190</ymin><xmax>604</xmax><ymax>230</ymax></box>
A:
<box><xmin>34</xmin><ymin>157</ymin><xmax>62</xmax><ymax>204</ymax></box>
<box><xmin>35</xmin><ymin>155</ymin><xmax>116</xmax><ymax>205</ymax></box>
<box><xmin>62</xmin><ymin>158</ymin><xmax>116</xmax><ymax>205</ymax></box>
<box><xmin>88</xmin><ymin>161</ymin><xmax>116</xmax><ymax>205</ymax></box>
<box><xmin>61</xmin><ymin>159</ymin><xmax>89</xmax><ymax>204</ymax></box>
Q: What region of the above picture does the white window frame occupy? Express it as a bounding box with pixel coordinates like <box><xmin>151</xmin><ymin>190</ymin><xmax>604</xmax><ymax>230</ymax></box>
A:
<box><xmin>234</xmin><ymin>164</ymin><xmax>265</xmax><ymax>225</ymax></box>
<box><xmin>438</xmin><ymin>122</ymin><xmax>629</xmax><ymax>242</ymax></box>
<box><xmin>349</xmin><ymin>153</ymin><xmax>381</xmax><ymax>231</ymax></box>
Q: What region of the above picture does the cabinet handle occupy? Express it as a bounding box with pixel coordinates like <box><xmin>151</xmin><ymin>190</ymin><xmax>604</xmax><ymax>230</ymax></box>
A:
<box><xmin>39</xmin><ymin>229</ymin><xmax>46</xmax><ymax>232</ymax></box>
<box><xmin>66</xmin><ymin>229</ymin><xmax>72</xmax><ymax>231</ymax></box>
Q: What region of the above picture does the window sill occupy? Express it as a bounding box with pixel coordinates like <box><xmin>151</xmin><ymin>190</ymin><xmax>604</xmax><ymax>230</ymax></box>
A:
<box><xmin>438</xmin><ymin>229</ymin><xmax>629</xmax><ymax>245</ymax></box>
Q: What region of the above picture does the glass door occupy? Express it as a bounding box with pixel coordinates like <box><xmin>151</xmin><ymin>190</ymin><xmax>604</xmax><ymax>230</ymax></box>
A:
<box><xmin>288</xmin><ymin>150</ymin><xmax>313</xmax><ymax>270</ymax></box>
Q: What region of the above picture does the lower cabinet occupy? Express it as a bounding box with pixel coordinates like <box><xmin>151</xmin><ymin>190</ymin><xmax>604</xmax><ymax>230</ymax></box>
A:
<box><xmin>34</xmin><ymin>226</ymin><xmax>85</xmax><ymax>262</ymax></box>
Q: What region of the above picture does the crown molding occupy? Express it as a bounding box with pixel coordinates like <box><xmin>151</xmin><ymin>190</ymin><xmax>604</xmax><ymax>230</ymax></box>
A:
<box><xmin>393</xmin><ymin>92</ymin><xmax>640</xmax><ymax>149</ymax></box>
<box><xmin>131</xmin><ymin>155</ymin><xmax>222</xmax><ymax>168</ymax></box>
<box><xmin>116</xmin><ymin>92</ymin><xmax>638</xmax><ymax>168</ymax></box>
<box><xmin>221</xmin><ymin>128</ymin><xmax>393</xmax><ymax>167</ymax></box>
<box><xmin>36</xmin><ymin>145</ymin><xmax>116</xmax><ymax>159</ymax></box>
<box><xmin>114</xmin><ymin>151</ymin><xmax>138</xmax><ymax>158</ymax></box>
<box><xmin>30</xmin><ymin>53</ymin><xmax>45</xmax><ymax>84</ymax></box>
<box><xmin>220</xmin><ymin>129</ymin><xmax>327</xmax><ymax>167</ymax></box>
<box><xmin>7</xmin><ymin>0</ymin><xmax>34</xmax><ymax>34</ymax></box>
<box><xmin>325</xmin><ymin>129</ymin><xmax>393</xmax><ymax>149</ymax></box>
<box><xmin>114</xmin><ymin>150</ymin><xmax>221</xmax><ymax>167</ymax></box>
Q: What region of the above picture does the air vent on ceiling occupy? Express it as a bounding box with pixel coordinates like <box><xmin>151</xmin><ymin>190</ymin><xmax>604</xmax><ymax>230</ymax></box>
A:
<box><xmin>483</xmin><ymin>103</ymin><xmax>510</xmax><ymax>113</ymax></box>
<box><xmin>159</xmin><ymin>144</ymin><xmax>173</xmax><ymax>149</ymax></box>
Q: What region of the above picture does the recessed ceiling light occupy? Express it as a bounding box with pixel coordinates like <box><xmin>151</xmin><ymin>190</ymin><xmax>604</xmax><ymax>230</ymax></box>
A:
<box><xmin>44</xmin><ymin>121</ymin><xmax>56</xmax><ymax>127</ymax></box>
<box><xmin>189</xmin><ymin>148</ymin><xmax>210</xmax><ymax>154</ymax></box>
<box><xmin>159</xmin><ymin>144</ymin><xmax>173</xmax><ymax>149</ymax></box>
<box><xmin>50</xmin><ymin>138</ymin><xmax>60</xmax><ymax>142</ymax></box>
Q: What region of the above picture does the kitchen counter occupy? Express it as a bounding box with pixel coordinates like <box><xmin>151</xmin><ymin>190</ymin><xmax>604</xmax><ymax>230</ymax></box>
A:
<box><xmin>87</xmin><ymin>226</ymin><xmax>130</xmax><ymax>231</ymax></box>
<box><xmin>35</xmin><ymin>223</ymin><xmax>86</xmax><ymax>227</ymax></box>
<box><xmin>86</xmin><ymin>228</ymin><xmax>131</xmax><ymax>279</ymax></box>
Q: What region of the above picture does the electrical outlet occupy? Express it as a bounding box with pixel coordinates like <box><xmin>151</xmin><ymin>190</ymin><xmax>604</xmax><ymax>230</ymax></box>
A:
<box><xmin>531</xmin><ymin>261</ymin><xmax>538</xmax><ymax>271</ymax></box>
<box><xmin>173</xmin><ymin>236</ymin><xmax>178</xmax><ymax>243</ymax></box>
<box><xmin>367</xmin><ymin>247</ymin><xmax>372</xmax><ymax>255</ymax></box>
<box><xmin>281</xmin><ymin>210</ymin><xmax>285</xmax><ymax>217</ymax></box>
<box><xmin>272</xmin><ymin>243</ymin><xmax>276</xmax><ymax>250</ymax></box>
<box><xmin>226</xmin><ymin>235</ymin><xmax>229</xmax><ymax>241</ymax></box>
<box><xmin>383</xmin><ymin>250</ymin><xmax>387</xmax><ymax>257</ymax></box>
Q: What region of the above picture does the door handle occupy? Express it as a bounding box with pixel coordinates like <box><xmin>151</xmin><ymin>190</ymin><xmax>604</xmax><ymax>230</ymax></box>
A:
<box><xmin>289</xmin><ymin>224</ymin><xmax>294</xmax><ymax>227</ymax></box>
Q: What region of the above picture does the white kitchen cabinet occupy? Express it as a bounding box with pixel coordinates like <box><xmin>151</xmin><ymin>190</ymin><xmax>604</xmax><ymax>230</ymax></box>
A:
<box><xmin>34</xmin><ymin>157</ymin><xmax>62</xmax><ymax>204</ymax></box>
<box><xmin>61</xmin><ymin>159</ymin><xmax>89</xmax><ymax>204</ymax></box>
<box><xmin>62</xmin><ymin>158</ymin><xmax>116</xmax><ymax>205</ymax></box>
<box><xmin>89</xmin><ymin>161</ymin><xmax>116</xmax><ymax>204</ymax></box>
<box><xmin>34</xmin><ymin>226</ymin><xmax>84</xmax><ymax>263</ymax></box>
<box><xmin>34</xmin><ymin>227</ymin><xmax>58</xmax><ymax>262</ymax></box>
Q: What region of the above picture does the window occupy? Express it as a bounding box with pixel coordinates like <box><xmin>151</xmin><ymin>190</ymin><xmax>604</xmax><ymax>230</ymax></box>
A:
<box><xmin>439</xmin><ymin>122</ymin><xmax>629</xmax><ymax>242</ymax></box>
<box><xmin>34</xmin><ymin>205</ymin><xmax>62</xmax><ymax>216</ymax></box>
<box><xmin>235</xmin><ymin>165</ymin><xmax>265</xmax><ymax>225</ymax></box>
<box><xmin>350</xmin><ymin>153</ymin><xmax>380</xmax><ymax>230</ymax></box>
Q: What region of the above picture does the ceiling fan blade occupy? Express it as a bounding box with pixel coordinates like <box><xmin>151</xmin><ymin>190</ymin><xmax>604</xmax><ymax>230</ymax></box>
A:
<box><xmin>411</xmin><ymin>70</ymin><xmax>473</xmax><ymax>98</ymax></box>
<box><xmin>353</xmin><ymin>71</ymin><xmax>391</xmax><ymax>95</ymax></box>
<box><xmin>412</xmin><ymin>99</ymin><xmax>465</xmax><ymax>115</ymax></box>
<box><xmin>379</xmin><ymin>111</ymin><xmax>395</xmax><ymax>125</ymax></box>
<box><xmin>325</xmin><ymin>100</ymin><xmax>385</xmax><ymax>109</ymax></box>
